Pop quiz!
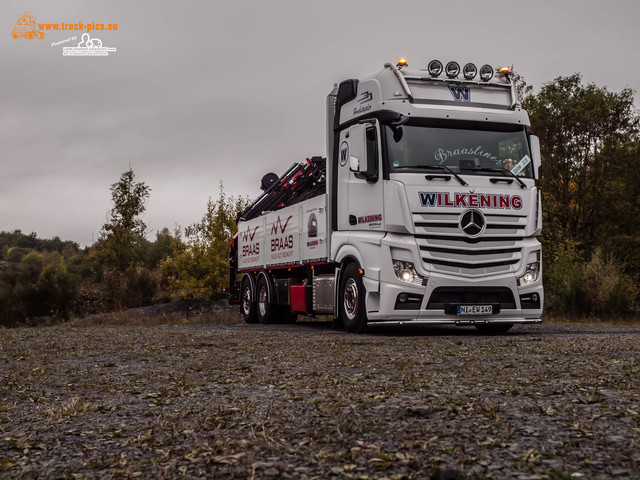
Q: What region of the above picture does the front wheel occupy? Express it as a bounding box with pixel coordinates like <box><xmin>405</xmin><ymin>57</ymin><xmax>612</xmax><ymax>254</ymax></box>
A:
<box><xmin>339</xmin><ymin>263</ymin><xmax>368</xmax><ymax>333</ymax></box>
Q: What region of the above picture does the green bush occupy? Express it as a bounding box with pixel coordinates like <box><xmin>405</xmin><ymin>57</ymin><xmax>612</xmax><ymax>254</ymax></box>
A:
<box><xmin>163</xmin><ymin>186</ymin><xmax>248</xmax><ymax>300</ymax></box>
<box><xmin>582</xmin><ymin>249</ymin><xmax>635</xmax><ymax>315</ymax></box>
<box><xmin>545</xmin><ymin>241</ymin><xmax>636</xmax><ymax>318</ymax></box>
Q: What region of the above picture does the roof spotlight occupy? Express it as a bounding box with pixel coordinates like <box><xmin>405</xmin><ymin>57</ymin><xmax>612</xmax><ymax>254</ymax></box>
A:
<box><xmin>463</xmin><ymin>63</ymin><xmax>477</xmax><ymax>80</ymax></box>
<box><xmin>428</xmin><ymin>60</ymin><xmax>443</xmax><ymax>77</ymax></box>
<box><xmin>479</xmin><ymin>64</ymin><xmax>494</xmax><ymax>82</ymax></box>
<box><xmin>445</xmin><ymin>61</ymin><xmax>460</xmax><ymax>78</ymax></box>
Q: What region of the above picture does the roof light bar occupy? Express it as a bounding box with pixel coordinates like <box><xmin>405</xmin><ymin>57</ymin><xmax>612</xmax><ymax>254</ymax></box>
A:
<box><xmin>425</xmin><ymin>60</ymin><xmax>500</xmax><ymax>82</ymax></box>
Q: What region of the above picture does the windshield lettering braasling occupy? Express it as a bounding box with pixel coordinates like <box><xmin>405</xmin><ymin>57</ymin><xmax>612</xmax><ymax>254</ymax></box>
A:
<box><xmin>385</xmin><ymin>120</ymin><xmax>534</xmax><ymax>179</ymax></box>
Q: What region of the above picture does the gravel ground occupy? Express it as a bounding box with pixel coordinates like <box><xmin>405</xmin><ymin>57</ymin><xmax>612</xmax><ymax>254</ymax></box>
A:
<box><xmin>1</xmin><ymin>320</ymin><xmax>640</xmax><ymax>479</ymax></box>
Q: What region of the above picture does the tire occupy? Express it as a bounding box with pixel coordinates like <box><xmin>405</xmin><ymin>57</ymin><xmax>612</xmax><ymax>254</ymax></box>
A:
<box><xmin>339</xmin><ymin>263</ymin><xmax>368</xmax><ymax>333</ymax></box>
<box><xmin>240</xmin><ymin>276</ymin><xmax>258</xmax><ymax>324</ymax></box>
<box><xmin>256</xmin><ymin>275</ymin><xmax>276</xmax><ymax>324</ymax></box>
<box><xmin>475</xmin><ymin>323</ymin><xmax>513</xmax><ymax>334</ymax></box>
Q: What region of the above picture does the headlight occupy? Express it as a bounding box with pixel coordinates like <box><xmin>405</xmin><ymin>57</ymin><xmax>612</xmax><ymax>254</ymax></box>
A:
<box><xmin>392</xmin><ymin>260</ymin><xmax>424</xmax><ymax>285</ymax></box>
<box><xmin>518</xmin><ymin>259</ymin><xmax>540</xmax><ymax>286</ymax></box>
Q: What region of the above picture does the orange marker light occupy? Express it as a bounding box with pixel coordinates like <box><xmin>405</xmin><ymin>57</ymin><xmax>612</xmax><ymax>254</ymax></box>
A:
<box><xmin>397</xmin><ymin>58</ymin><xmax>408</xmax><ymax>68</ymax></box>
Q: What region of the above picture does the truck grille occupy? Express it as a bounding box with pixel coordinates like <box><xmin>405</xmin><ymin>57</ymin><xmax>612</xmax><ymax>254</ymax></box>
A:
<box><xmin>413</xmin><ymin>211</ymin><xmax>526</xmax><ymax>277</ymax></box>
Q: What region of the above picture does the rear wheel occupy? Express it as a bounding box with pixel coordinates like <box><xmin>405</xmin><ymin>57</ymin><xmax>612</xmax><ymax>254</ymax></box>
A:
<box><xmin>240</xmin><ymin>276</ymin><xmax>257</xmax><ymax>324</ymax></box>
<box><xmin>475</xmin><ymin>323</ymin><xmax>513</xmax><ymax>334</ymax></box>
<box><xmin>339</xmin><ymin>263</ymin><xmax>367</xmax><ymax>333</ymax></box>
<box><xmin>257</xmin><ymin>275</ymin><xmax>282</xmax><ymax>324</ymax></box>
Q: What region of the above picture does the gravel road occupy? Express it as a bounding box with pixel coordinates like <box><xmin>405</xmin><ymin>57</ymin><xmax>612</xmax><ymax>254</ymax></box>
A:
<box><xmin>1</xmin><ymin>321</ymin><xmax>639</xmax><ymax>479</ymax></box>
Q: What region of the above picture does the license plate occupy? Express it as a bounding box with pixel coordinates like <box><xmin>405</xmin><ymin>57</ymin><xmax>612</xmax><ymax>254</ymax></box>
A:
<box><xmin>457</xmin><ymin>305</ymin><xmax>493</xmax><ymax>315</ymax></box>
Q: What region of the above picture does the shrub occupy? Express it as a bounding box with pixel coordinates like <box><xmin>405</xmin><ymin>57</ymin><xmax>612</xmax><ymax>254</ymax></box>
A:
<box><xmin>545</xmin><ymin>241</ymin><xmax>635</xmax><ymax>317</ymax></box>
<box><xmin>163</xmin><ymin>185</ymin><xmax>249</xmax><ymax>300</ymax></box>
<box><xmin>582</xmin><ymin>249</ymin><xmax>635</xmax><ymax>316</ymax></box>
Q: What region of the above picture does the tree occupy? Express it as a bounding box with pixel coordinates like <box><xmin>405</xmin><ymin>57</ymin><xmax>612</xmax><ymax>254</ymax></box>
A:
<box><xmin>523</xmin><ymin>74</ymin><xmax>640</xmax><ymax>255</ymax></box>
<box><xmin>163</xmin><ymin>184</ymin><xmax>249</xmax><ymax>299</ymax></box>
<box><xmin>91</xmin><ymin>169</ymin><xmax>154</xmax><ymax>309</ymax></box>
<box><xmin>98</xmin><ymin>168</ymin><xmax>151</xmax><ymax>271</ymax></box>
<box><xmin>511</xmin><ymin>69</ymin><xmax>533</xmax><ymax>104</ymax></box>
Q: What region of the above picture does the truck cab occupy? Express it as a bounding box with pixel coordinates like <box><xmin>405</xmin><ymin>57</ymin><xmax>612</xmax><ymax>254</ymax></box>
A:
<box><xmin>327</xmin><ymin>59</ymin><xmax>542</xmax><ymax>331</ymax></box>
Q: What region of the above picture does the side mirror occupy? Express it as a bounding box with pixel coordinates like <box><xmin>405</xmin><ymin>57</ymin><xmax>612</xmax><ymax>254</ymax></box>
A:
<box><xmin>530</xmin><ymin>135</ymin><xmax>541</xmax><ymax>179</ymax></box>
<box><xmin>346</xmin><ymin>123</ymin><xmax>379</xmax><ymax>182</ymax></box>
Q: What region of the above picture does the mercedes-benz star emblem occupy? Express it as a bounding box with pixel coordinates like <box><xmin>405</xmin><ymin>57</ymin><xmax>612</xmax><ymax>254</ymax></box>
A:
<box><xmin>459</xmin><ymin>209</ymin><xmax>486</xmax><ymax>237</ymax></box>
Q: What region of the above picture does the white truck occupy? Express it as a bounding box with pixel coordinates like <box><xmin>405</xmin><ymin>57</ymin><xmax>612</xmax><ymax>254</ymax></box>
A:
<box><xmin>230</xmin><ymin>58</ymin><xmax>543</xmax><ymax>333</ymax></box>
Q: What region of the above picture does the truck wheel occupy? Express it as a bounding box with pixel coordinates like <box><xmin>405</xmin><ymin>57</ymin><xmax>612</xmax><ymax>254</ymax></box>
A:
<box><xmin>256</xmin><ymin>275</ymin><xmax>276</xmax><ymax>324</ymax></box>
<box><xmin>240</xmin><ymin>276</ymin><xmax>257</xmax><ymax>324</ymax></box>
<box><xmin>475</xmin><ymin>323</ymin><xmax>513</xmax><ymax>334</ymax></box>
<box><xmin>339</xmin><ymin>263</ymin><xmax>368</xmax><ymax>333</ymax></box>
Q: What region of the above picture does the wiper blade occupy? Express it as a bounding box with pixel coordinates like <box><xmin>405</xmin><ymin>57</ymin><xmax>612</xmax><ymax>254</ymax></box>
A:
<box><xmin>394</xmin><ymin>165</ymin><xmax>468</xmax><ymax>186</ymax></box>
<box><xmin>469</xmin><ymin>167</ymin><xmax>527</xmax><ymax>189</ymax></box>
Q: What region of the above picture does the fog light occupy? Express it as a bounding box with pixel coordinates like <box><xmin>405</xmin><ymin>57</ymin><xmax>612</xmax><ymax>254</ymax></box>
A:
<box><xmin>392</xmin><ymin>260</ymin><xmax>424</xmax><ymax>285</ymax></box>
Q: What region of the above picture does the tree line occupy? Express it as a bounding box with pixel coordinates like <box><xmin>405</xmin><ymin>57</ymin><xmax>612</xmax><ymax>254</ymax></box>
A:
<box><xmin>522</xmin><ymin>74</ymin><xmax>639</xmax><ymax>317</ymax></box>
<box><xmin>0</xmin><ymin>170</ymin><xmax>248</xmax><ymax>326</ymax></box>
<box><xmin>1</xmin><ymin>73</ymin><xmax>639</xmax><ymax>326</ymax></box>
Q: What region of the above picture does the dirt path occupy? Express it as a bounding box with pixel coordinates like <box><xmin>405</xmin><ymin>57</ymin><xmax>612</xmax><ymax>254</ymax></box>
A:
<box><xmin>1</xmin><ymin>322</ymin><xmax>639</xmax><ymax>479</ymax></box>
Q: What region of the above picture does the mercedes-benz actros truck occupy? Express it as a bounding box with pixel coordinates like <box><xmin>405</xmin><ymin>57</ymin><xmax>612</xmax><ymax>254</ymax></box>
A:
<box><xmin>230</xmin><ymin>58</ymin><xmax>543</xmax><ymax>333</ymax></box>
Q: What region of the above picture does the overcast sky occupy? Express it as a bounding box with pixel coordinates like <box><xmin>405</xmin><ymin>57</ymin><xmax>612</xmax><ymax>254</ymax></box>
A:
<box><xmin>2</xmin><ymin>0</ymin><xmax>639</xmax><ymax>247</ymax></box>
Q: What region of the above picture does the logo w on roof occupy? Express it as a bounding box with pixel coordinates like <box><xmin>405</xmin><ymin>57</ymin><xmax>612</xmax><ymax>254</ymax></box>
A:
<box><xmin>449</xmin><ymin>86</ymin><xmax>471</xmax><ymax>102</ymax></box>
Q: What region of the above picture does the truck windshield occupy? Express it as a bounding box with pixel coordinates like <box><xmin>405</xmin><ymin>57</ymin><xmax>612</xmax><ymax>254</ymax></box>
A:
<box><xmin>385</xmin><ymin>119</ymin><xmax>534</xmax><ymax>179</ymax></box>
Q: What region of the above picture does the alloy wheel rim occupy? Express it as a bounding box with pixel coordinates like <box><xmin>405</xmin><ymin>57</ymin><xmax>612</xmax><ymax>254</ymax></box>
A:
<box><xmin>344</xmin><ymin>278</ymin><xmax>358</xmax><ymax>320</ymax></box>
<box><xmin>258</xmin><ymin>286</ymin><xmax>267</xmax><ymax>317</ymax></box>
